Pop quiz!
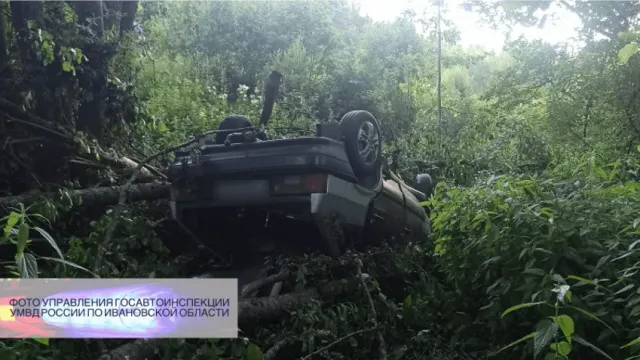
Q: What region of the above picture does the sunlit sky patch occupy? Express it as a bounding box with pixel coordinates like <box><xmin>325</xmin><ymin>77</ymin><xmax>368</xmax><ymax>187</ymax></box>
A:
<box><xmin>351</xmin><ymin>0</ymin><xmax>582</xmax><ymax>53</ymax></box>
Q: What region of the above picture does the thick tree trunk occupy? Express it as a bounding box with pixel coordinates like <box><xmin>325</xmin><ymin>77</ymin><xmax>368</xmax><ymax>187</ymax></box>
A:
<box><xmin>70</xmin><ymin>1</ymin><xmax>109</xmax><ymax>143</ymax></box>
<box><xmin>0</xmin><ymin>181</ymin><xmax>169</xmax><ymax>211</ymax></box>
<box><xmin>71</xmin><ymin>1</ymin><xmax>104</xmax><ymax>37</ymax></box>
<box><xmin>103</xmin><ymin>1</ymin><xmax>122</xmax><ymax>34</ymax></box>
<box><xmin>119</xmin><ymin>1</ymin><xmax>138</xmax><ymax>36</ymax></box>
<box><xmin>97</xmin><ymin>278</ymin><xmax>360</xmax><ymax>360</ymax></box>
<box><xmin>9</xmin><ymin>1</ymin><xmax>47</xmax><ymax>120</ymax></box>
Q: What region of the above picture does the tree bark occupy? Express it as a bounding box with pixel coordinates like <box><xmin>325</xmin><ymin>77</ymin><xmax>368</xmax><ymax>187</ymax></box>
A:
<box><xmin>119</xmin><ymin>0</ymin><xmax>138</xmax><ymax>36</ymax></box>
<box><xmin>70</xmin><ymin>1</ymin><xmax>109</xmax><ymax>143</ymax></box>
<box><xmin>103</xmin><ymin>1</ymin><xmax>122</xmax><ymax>34</ymax></box>
<box><xmin>71</xmin><ymin>1</ymin><xmax>104</xmax><ymax>37</ymax></box>
<box><xmin>240</xmin><ymin>270</ymin><xmax>290</xmax><ymax>298</ymax></box>
<box><xmin>97</xmin><ymin>277</ymin><xmax>360</xmax><ymax>360</ymax></box>
<box><xmin>0</xmin><ymin>181</ymin><xmax>169</xmax><ymax>211</ymax></box>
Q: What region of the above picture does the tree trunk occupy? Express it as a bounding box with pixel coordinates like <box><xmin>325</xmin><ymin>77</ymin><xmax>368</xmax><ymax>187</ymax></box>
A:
<box><xmin>70</xmin><ymin>1</ymin><xmax>109</xmax><ymax>142</ymax></box>
<box><xmin>97</xmin><ymin>278</ymin><xmax>360</xmax><ymax>360</ymax></box>
<box><xmin>71</xmin><ymin>1</ymin><xmax>104</xmax><ymax>37</ymax></box>
<box><xmin>119</xmin><ymin>1</ymin><xmax>138</xmax><ymax>36</ymax></box>
<box><xmin>9</xmin><ymin>1</ymin><xmax>44</xmax><ymax>62</ymax></box>
<box><xmin>0</xmin><ymin>181</ymin><xmax>169</xmax><ymax>211</ymax></box>
<box><xmin>103</xmin><ymin>1</ymin><xmax>122</xmax><ymax>34</ymax></box>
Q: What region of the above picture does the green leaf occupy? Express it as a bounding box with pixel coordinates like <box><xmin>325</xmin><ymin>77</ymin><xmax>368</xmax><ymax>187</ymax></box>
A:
<box><xmin>544</xmin><ymin>353</ymin><xmax>563</xmax><ymax>360</ymax></box>
<box><xmin>62</xmin><ymin>61</ymin><xmax>72</xmax><ymax>72</ymax></box>
<box><xmin>569</xmin><ymin>306</ymin><xmax>617</xmax><ymax>336</ymax></box>
<box><xmin>32</xmin><ymin>338</ymin><xmax>49</xmax><ymax>346</ymax></box>
<box><xmin>535</xmin><ymin>319</ymin><xmax>558</xmax><ymax>358</ymax></box>
<box><xmin>619</xmin><ymin>43</ymin><xmax>639</xmax><ymax>64</ymax></box>
<box><xmin>16</xmin><ymin>252</ymin><xmax>38</xmax><ymax>279</ymax></box>
<box><xmin>501</xmin><ymin>301</ymin><xmax>546</xmax><ymax>318</ymax></box>
<box><xmin>404</xmin><ymin>294</ymin><xmax>413</xmax><ymax>307</ymax></box>
<box><xmin>573</xmin><ymin>334</ymin><xmax>613</xmax><ymax>360</ymax></box>
<box><xmin>3</xmin><ymin>211</ymin><xmax>21</xmax><ymax>239</ymax></box>
<box><xmin>614</xmin><ymin>284</ymin><xmax>634</xmax><ymax>295</ymax></box>
<box><xmin>33</xmin><ymin>227</ymin><xmax>64</xmax><ymax>261</ymax></box>
<box><xmin>621</xmin><ymin>337</ymin><xmax>640</xmax><ymax>349</ymax></box>
<box><xmin>496</xmin><ymin>332</ymin><xmax>536</xmax><ymax>354</ymax></box>
<box><xmin>567</xmin><ymin>275</ymin><xmax>612</xmax><ymax>293</ymax></box>
<box><xmin>16</xmin><ymin>222</ymin><xmax>29</xmax><ymax>255</ymax></box>
<box><xmin>246</xmin><ymin>343</ymin><xmax>262</xmax><ymax>360</ymax></box>
<box><xmin>523</xmin><ymin>268</ymin><xmax>546</xmax><ymax>276</ymax></box>
<box><xmin>38</xmin><ymin>257</ymin><xmax>96</xmax><ymax>276</ymax></box>
<box><xmin>550</xmin><ymin>341</ymin><xmax>572</xmax><ymax>356</ymax></box>
<box><xmin>552</xmin><ymin>315</ymin><xmax>574</xmax><ymax>342</ymax></box>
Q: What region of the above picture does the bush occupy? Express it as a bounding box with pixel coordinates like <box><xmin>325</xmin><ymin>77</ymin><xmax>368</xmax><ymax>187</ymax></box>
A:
<box><xmin>411</xmin><ymin>160</ymin><xmax>640</xmax><ymax>359</ymax></box>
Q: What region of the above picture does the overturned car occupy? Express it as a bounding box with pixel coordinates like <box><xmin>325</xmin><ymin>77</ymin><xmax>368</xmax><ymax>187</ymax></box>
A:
<box><xmin>165</xmin><ymin>72</ymin><xmax>434</xmax><ymax>263</ymax></box>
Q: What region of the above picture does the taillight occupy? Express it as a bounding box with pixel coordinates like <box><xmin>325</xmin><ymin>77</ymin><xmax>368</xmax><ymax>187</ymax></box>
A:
<box><xmin>270</xmin><ymin>173</ymin><xmax>328</xmax><ymax>195</ymax></box>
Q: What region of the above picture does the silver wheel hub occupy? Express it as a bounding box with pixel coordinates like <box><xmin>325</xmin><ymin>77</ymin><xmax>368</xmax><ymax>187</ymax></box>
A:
<box><xmin>357</xmin><ymin>120</ymin><xmax>380</xmax><ymax>167</ymax></box>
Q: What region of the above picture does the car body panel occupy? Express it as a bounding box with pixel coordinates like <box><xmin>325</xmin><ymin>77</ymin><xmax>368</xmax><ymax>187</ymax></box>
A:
<box><xmin>167</xmin><ymin>129</ymin><xmax>430</xmax><ymax>257</ymax></box>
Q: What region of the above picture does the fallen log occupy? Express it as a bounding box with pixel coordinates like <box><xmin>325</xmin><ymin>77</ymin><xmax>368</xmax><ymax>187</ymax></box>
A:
<box><xmin>0</xmin><ymin>181</ymin><xmax>169</xmax><ymax>211</ymax></box>
<box><xmin>239</xmin><ymin>277</ymin><xmax>358</xmax><ymax>323</ymax></box>
<box><xmin>240</xmin><ymin>270</ymin><xmax>290</xmax><ymax>298</ymax></box>
<box><xmin>93</xmin><ymin>153</ymin><xmax>159</xmax><ymax>182</ymax></box>
<box><xmin>97</xmin><ymin>277</ymin><xmax>360</xmax><ymax>360</ymax></box>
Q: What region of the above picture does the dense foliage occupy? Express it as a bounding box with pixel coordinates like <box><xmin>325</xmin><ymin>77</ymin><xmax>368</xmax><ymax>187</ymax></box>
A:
<box><xmin>1</xmin><ymin>1</ymin><xmax>640</xmax><ymax>359</ymax></box>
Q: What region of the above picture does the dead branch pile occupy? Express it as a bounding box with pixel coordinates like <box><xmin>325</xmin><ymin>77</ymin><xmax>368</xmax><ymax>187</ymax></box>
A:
<box><xmin>97</xmin><ymin>276</ymin><xmax>362</xmax><ymax>360</ymax></box>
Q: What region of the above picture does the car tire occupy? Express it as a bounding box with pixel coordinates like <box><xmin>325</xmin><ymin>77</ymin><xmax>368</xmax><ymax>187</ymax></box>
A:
<box><xmin>339</xmin><ymin>110</ymin><xmax>383</xmax><ymax>179</ymax></box>
<box><xmin>215</xmin><ymin>115</ymin><xmax>253</xmax><ymax>144</ymax></box>
<box><xmin>415</xmin><ymin>173</ymin><xmax>434</xmax><ymax>198</ymax></box>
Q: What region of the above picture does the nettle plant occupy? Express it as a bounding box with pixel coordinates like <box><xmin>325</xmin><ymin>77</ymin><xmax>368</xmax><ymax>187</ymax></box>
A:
<box><xmin>499</xmin><ymin>275</ymin><xmax>612</xmax><ymax>360</ymax></box>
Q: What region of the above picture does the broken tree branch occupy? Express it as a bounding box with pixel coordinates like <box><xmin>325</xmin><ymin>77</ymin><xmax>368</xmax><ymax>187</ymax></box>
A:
<box><xmin>264</xmin><ymin>338</ymin><xmax>290</xmax><ymax>360</ymax></box>
<box><xmin>98</xmin><ymin>277</ymin><xmax>361</xmax><ymax>360</ymax></box>
<box><xmin>1</xmin><ymin>98</ymin><xmax>162</xmax><ymax>182</ymax></box>
<box><xmin>89</xmin><ymin>152</ymin><xmax>158</xmax><ymax>182</ymax></box>
<box><xmin>94</xmin><ymin>126</ymin><xmax>253</xmax><ymax>272</ymax></box>
<box><xmin>3</xmin><ymin>112</ymin><xmax>72</xmax><ymax>140</ymax></box>
<box><xmin>270</xmin><ymin>281</ymin><xmax>283</xmax><ymax>297</ymax></box>
<box><xmin>240</xmin><ymin>270</ymin><xmax>290</xmax><ymax>299</ymax></box>
<box><xmin>0</xmin><ymin>181</ymin><xmax>169</xmax><ymax>212</ymax></box>
<box><xmin>0</xmin><ymin>98</ymin><xmax>73</xmax><ymax>139</ymax></box>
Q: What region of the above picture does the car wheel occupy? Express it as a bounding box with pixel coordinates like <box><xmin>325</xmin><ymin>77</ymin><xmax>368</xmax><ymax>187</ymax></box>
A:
<box><xmin>339</xmin><ymin>110</ymin><xmax>383</xmax><ymax>179</ymax></box>
<box><xmin>415</xmin><ymin>173</ymin><xmax>435</xmax><ymax>198</ymax></box>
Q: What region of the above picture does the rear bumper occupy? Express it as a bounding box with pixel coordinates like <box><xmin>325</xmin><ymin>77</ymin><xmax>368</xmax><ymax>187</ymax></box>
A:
<box><xmin>170</xmin><ymin>174</ymin><xmax>375</xmax><ymax>228</ymax></box>
<box><xmin>167</xmin><ymin>137</ymin><xmax>377</xmax><ymax>228</ymax></box>
<box><xmin>167</xmin><ymin>137</ymin><xmax>358</xmax><ymax>183</ymax></box>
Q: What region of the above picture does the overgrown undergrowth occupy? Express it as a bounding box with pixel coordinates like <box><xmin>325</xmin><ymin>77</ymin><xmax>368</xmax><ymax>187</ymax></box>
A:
<box><xmin>1</xmin><ymin>154</ymin><xmax>639</xmax><ymax>360</ymax></box>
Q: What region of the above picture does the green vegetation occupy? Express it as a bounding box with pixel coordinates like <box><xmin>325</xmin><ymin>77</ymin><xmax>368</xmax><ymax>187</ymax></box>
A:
<box><xmin>0</xmin><ymin>1</ymin><xmax>639</xmax><ymax>359</ymax></box>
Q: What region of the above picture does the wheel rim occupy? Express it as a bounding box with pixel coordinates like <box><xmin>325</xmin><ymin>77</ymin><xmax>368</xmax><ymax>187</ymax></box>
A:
<box><xmin>357</xmin><ymin>120</ymin><xmax>380</xmax><ymax>167</ymax></box>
